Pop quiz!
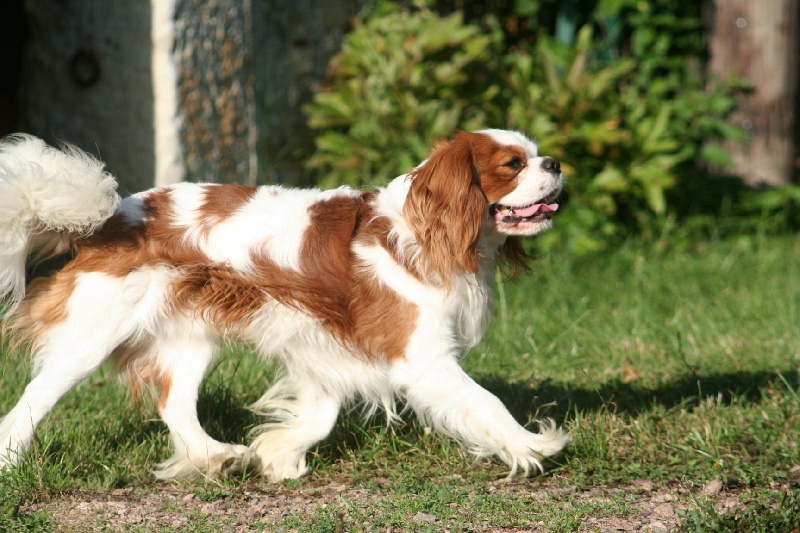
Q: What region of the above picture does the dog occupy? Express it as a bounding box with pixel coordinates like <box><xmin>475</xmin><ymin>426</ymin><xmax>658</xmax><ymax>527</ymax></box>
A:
<box><xmin>0</xmin><ymin>130</ymin><xmax>570</xmax><ymax>481</ymax></box>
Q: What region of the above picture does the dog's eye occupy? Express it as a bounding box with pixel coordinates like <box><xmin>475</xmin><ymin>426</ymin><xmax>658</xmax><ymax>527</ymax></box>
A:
<box><xmin>504</xmin><ymin>157</ymin><xmax>524</xmax><ymax>169</ymax></box>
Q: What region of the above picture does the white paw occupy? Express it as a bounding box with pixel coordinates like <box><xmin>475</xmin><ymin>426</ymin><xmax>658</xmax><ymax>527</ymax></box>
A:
<box><xmin>209</xmin><ymin>443</ymin><xmax>252</xmax><ymax>475</ymax></box>
<box><xmin>154</xmin><ymin>443</ymin><xmax>252</xmax><ymax>480</ymax></box>
<box><xmin>248</xmin><ymin>432</ymin><xmax>309</xmax><ymax>482</ymax></box>
<box><xmin>496</xmin><ymin>420</ymin><xmax>572</xmax><ymax>476</ymax></box>
<box><xmin>257</xmin><ymin>457</ymin><xmax>308</xmax><ymax>483</ymax></box>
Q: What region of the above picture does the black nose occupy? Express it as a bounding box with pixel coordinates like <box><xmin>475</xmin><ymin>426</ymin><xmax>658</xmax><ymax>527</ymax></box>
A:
<box><xmin>541</xmin><ymin>157</ymin><xmax>561</xmax><ymax>174</ymax></box>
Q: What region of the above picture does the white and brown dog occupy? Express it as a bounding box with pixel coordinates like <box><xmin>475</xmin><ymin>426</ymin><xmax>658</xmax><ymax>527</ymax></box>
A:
<box><xmin>0</xmin><ymin>130</ymin><xmax>569</xmax><ymax>481</ymax></box>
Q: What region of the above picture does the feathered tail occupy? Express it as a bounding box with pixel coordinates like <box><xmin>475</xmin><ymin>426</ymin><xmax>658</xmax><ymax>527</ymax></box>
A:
<box><xmin>0</xmin><ymin>134</ymin><xmax>120</xmax><ymax>311</ymax></box>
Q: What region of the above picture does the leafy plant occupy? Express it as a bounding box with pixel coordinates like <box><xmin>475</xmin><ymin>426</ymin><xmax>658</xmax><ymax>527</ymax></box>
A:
<box><xmin>504</xmin><ymin>22</ymin><xmax>744</xmax><ymax>252</ymax></box>
<box><xmin>304</xmin><ymin>0</ymin><xmax>747</xmax><ymax>253</ymax></box>
<box><xmin>304</xmin><ymin>2</ymin><xmax>504</xmax><ymax>188</ymax></box>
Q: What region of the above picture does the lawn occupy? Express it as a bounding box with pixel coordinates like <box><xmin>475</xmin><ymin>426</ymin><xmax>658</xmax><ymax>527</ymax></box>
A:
<box><xmin>1</xmin><ymin>232</ymin><xmax>799</xmax><ymax>531</ymax></box>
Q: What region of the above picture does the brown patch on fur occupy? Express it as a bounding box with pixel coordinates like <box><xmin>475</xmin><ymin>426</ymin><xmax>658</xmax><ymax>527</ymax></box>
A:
<box><xmin>4</xmin><ymin>271</ymin><xmax>78</xmax><ymax>350</ymax></box>
<box><xmin>112</xmin><ymin>339</ymin><xmax>173</xmax><ymax>409</ymax></box>
<box><xmin>301</xmin><ymin>194</ymin><xmax>418</xmax><ymax>361</ymax></box>
<box><xmin>170</xmin><ymin>264</ymin><xmax>268</xmax><ymax>331</ymax></box>
<box><xmin>71</xmin><ymin>188</ymin><xmax>209</xmax><ymax>279</ymax></box>
<box><xmin>158</xmin><ymin>373</ymin><xmax>173</xmax><ymax>411</ymax></box>
<box><xmin>197</xmin><ymin>184</ymin><xmax>257</xmax><ymax>239</ymax></box>
<box><xmin>471</xmin><ymin>143</ymin><xmax>528</xmax><ymax>203</ymax></box>
<box><xmin>208</xmin><ymin>193</ymin><xmax>418</xmax><ymax>361</ymax></box>
<box><xmin>166</xmin><ymin>192</ymin><xmax>418</xmax><ymax>361</ymax></box>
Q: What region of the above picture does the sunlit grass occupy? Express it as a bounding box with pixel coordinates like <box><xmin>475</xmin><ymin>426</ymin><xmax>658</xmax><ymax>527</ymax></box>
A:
<box><xmin>2</xmin><ymin>233</ymin><xmax>799</xmax><ymax>530</ymax></box>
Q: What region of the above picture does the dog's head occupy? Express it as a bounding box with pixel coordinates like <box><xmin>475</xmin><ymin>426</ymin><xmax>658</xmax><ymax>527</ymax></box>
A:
<box><xmin>403</xmin><ymin>129</ymin><xmax>563</xmax><ymax>282</ymax></box>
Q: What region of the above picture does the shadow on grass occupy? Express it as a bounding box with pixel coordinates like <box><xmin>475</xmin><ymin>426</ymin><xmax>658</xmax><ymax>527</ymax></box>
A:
<box><xmin>45</xmin><ymin>365</ymin><xmax>792</xmax><ymax>477</ymax></box>
<box><xmin>479</xmin><ymin>368</ymin><xmax>800</xmax><ymax>422</ymax></box>
<box><xmin>166</xmin><ymin>367</ymin><xmax>800</xmax><ymax>452</ymax></box>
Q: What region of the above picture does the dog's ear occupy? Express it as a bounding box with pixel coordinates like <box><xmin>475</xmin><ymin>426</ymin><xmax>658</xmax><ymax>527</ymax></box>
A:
<box><xmin>403</xmin><ymin>132</ymin><xmax>487</xmax><ymax>284</ymax></box>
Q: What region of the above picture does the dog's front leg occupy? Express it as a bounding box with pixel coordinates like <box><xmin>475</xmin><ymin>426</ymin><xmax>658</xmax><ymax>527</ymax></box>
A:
<box><xmin>389</xmin><ymin>352</ymin><xmax>570</xmax><ymax>475</ymax></box>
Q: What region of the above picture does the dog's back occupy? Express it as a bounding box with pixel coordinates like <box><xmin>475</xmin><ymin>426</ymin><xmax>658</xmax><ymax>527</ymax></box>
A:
<box><xmin>0</xmin><ymin>132</ymin><xmax>570</xmax><ymax>482</ymax></box>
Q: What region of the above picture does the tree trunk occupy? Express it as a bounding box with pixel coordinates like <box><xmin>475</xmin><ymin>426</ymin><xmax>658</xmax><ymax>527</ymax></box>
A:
<box><xmin>17</xmin><ymin>0</ymin><xmax>362</xmax><ymax>190</ymax></box>
<box><xmin>253</xmin><ymin>0</ymin><xmax>363</xmax><ymax>186</ymax></box>
<box><xmin>174</xmin><ymin>0</ymin><xmax>257</xmax><ymax>185</ymax></box>
<box><xmin>19</xmin><ymin>1</ymin><xmax>154</xmax><ymax>195</ymax></box>
<box><xmin>707</xmin><ymin>0</ymin><xmax>798</xmax><ymax>187</ymax></box>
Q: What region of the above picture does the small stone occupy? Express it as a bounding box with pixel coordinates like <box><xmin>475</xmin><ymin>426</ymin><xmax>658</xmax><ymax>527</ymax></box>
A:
<box><xmin>652</xmin><ymin>503</ymin><xmax>675</xmax><ymax>518</ymax></box>
<box><xmin>645</xmin><ymin>521</ymin><xmax>669</xmax><ymax>533</ymax></box>
<box><xmin>413</xmin><ymin>512</ymin><xmax>437</xmax><ymax>523</ymax></box>
<box><xmin>702</xmin><ymin>479</ymin><xmax>723</xmax><ymax>496</ymax></box>
<box><xmin>632</xmin><ymin>479</ymin><xmax>655</xmax><ymax>492</ymax></box>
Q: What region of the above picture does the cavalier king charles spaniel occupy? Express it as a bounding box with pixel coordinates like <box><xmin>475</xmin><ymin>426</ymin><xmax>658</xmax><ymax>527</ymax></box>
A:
<box><xmin>0</xmin><ymin>130</ymin><xmax>569</xmax><ymax>481</ymax></box>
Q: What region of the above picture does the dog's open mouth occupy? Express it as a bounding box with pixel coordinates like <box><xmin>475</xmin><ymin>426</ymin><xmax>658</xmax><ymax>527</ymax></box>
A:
<box><xmin>490</xmin><ymin>201</ymin><xmax>559</xmax><ymax>224</ymax></box>
<box><xmin>490</xmin><ymin>186</ymin><xmax>561</xmax><ymax>224</ymax></box>
<box><xmin>488</xmin><ymin>185</ymin><xmax>562</xmax><ymax>235</ymax></box>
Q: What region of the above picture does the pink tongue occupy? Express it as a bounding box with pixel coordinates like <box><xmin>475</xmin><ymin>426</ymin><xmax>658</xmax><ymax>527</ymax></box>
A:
<box><xmin>514</xmin><ymin>203</ymin><xmax>559</xmax><ymax>217</ymax></box>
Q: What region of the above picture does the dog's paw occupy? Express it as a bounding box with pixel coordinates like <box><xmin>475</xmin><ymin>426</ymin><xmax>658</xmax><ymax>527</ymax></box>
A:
<box><xmin>248</xmin><ymin>432</ymin><xmax>311</xmax><ymax>482</ymax></box>
<box><xmin>528</xmin><ymin>419</ymin><xmax>572</xmax><ymax>457</ymax></box>
<box><xmin>256</xmin><ymin>457</ymin><xmax>308</xmax><ymax>483</ymax></box>
<box><xmin>154</xmin><ymin>443</ymin><xmax>252</xmax><ymax>480</ymax></box>
<box><xmin>210</xmin><ymin>443</ymin><xmax>252</xmax><ymax>476</ymax></box>
<box><xmin>497</xmin><ymin>420</ymin><xmax>572</xmax><ymax>476</ymax></box>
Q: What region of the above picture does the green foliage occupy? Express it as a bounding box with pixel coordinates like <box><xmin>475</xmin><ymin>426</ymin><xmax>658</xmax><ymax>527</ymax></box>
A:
<box><xmin>680</xmin><ymin>490</ymin><xmax>800</xmax><ymax>532</ymax></box>
<box><xmin>304</xmin><ymin>0</ymin><xmax>746</xmax><ymax>253</ymax></box>
<box><xmin>305</xmin><ymin>3</ymin><xmax>505</xmax><ymax>188</ymax></box>
<box><xmin>306</xmin><ymin>2</ymin><xmax>499</xmax><ymax>186</ymax></box>
<box><xmin>1</xmin><ymin>234</ymin><xmax>800</xmax><ymax>529</ymax></box>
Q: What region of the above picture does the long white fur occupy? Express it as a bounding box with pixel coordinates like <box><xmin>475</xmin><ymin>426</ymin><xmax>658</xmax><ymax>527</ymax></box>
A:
<box><xmin>0</xmin><ymin>134</ymin><xmax>120</xmax><ymax>311</ymax></box>
<box><xmin>0</xmin><ymin>133</ymin><xmax>571</xmax><ymax>481</ymax></box>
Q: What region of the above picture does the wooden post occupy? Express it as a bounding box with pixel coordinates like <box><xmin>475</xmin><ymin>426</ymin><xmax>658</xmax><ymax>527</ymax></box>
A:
<box><xmin>707</xmin><ymin>0</ymin><xmax>799</xmax><ymax>187</ymax></box>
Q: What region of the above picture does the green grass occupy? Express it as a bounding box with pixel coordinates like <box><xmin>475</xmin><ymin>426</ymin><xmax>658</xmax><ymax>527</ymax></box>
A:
<box><xmin>2</xmin><ymin>232</ymin><xmax>800</xmax><ymax>531</ymax></box>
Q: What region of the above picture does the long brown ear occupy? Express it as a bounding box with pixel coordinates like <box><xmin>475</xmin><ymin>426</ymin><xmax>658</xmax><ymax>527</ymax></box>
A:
<box><xmin>403</xmin><ymin>132</ymin><xmax>487</xmax><ymax>284</ymax></box>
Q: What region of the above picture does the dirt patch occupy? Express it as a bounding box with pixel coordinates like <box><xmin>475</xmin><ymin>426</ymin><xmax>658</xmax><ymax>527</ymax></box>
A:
<box><xmin>18</xmin><ymin>478</ymin><xmax>748</xmax><ymax>532</ymax></box>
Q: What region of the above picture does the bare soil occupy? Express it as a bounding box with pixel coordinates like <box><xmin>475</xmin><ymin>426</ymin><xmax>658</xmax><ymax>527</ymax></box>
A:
<box><xmin>17</xmin><ymin>477</ymin><xmax>752</xmax><ymax>532</ymax></box>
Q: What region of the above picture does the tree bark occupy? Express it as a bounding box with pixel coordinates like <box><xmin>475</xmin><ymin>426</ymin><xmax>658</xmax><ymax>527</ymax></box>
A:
<box><xmin>19</xmin><ymin>1</ymin><xmax>153</xmax><ymax>195</ymax></box>
<box><xmin>253</xmin><ymin>0</ymin><xmax>363</xmax><ymax>186</ymax></box>
<box><xmin>175</xmin><ymin>0</ymin><xmax>257</xmax><ymax>185</ymax></box>
<box><xmin>707</xmin><ymin>0</ymin><xmax>799</xmax><ymax>187</ymax></box>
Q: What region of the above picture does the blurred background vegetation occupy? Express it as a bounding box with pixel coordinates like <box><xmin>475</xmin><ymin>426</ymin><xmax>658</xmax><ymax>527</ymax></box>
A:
<box><xmin>6</xmin><ymin>1</ymin><xmax>798</xmax><ymax>254</ymax></box>
<box><xmin>303</xmin><ymin>0</ymin><xmax>800</xmax><ymax>254</ymax></box>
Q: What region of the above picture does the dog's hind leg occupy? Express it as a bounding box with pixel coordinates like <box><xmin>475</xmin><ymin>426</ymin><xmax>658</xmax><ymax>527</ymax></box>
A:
<box><xmin>0</xmin><ymin>273</ymin><xmax>139</xmax><ymax>469</ymax></box>
<box><xmin>148</xmin><ymin>329</ymin><xmax>251</xmax><ymax>481</ymax></box>
<box><xmin>248</xmin><ymin>373</ymin><xmax>341</xmax><ymax>482</ymax></box>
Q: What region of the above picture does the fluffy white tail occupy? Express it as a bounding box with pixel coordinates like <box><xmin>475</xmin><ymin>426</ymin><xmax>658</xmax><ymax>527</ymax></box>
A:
<box><xmin>0</xmin><ymin>134</ymin><xmax>120</xmax><ymax>311</ymax></box>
